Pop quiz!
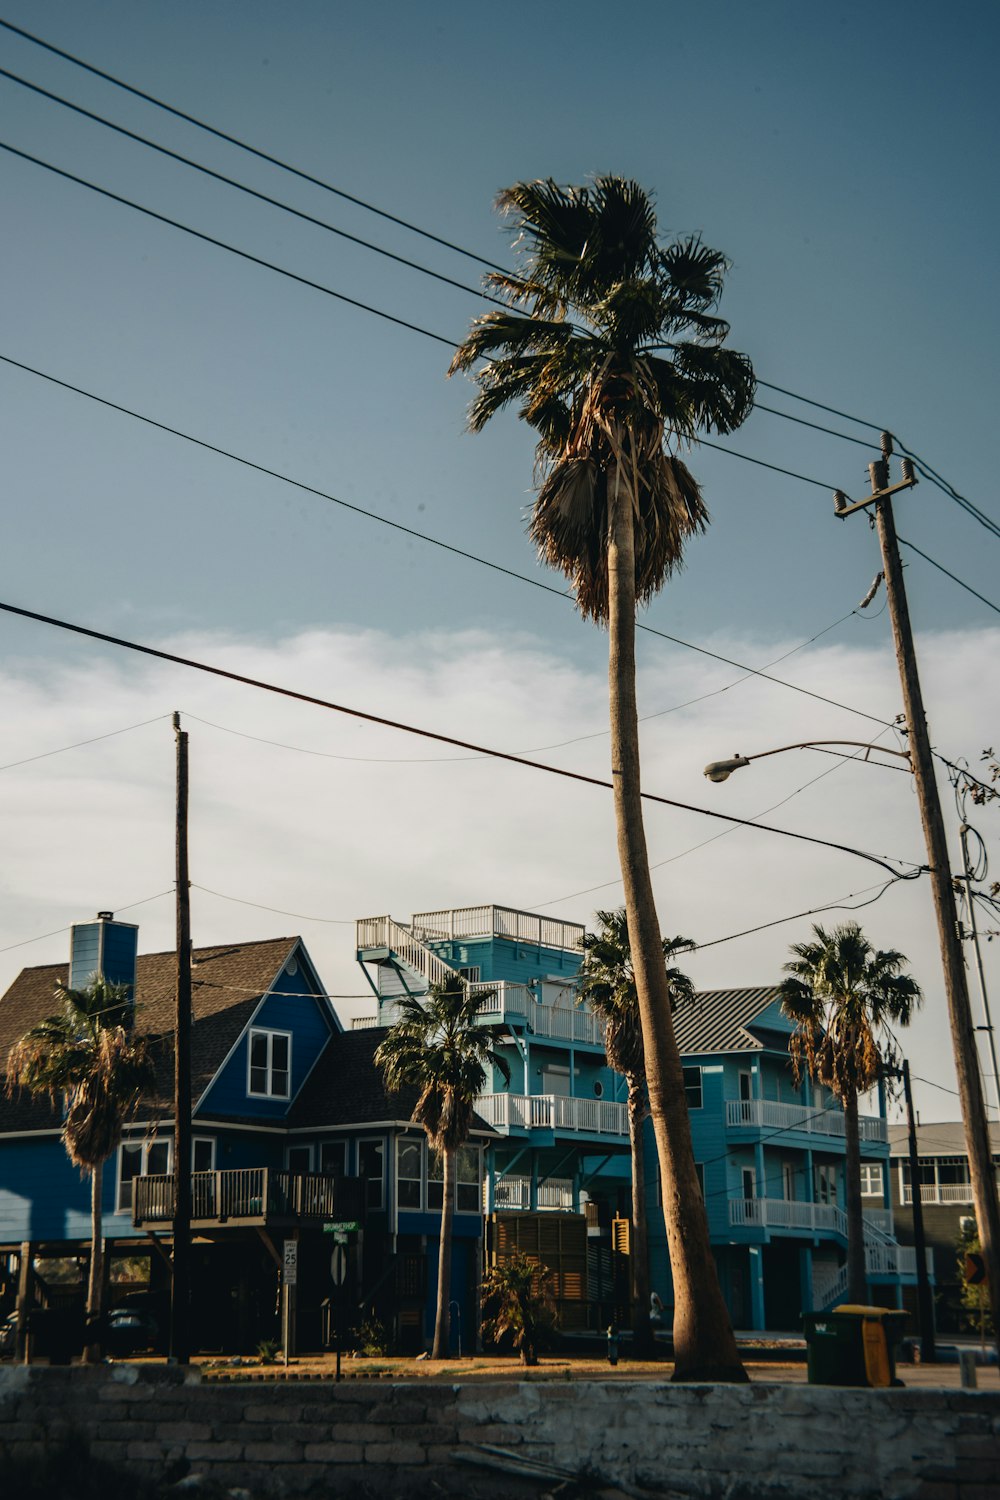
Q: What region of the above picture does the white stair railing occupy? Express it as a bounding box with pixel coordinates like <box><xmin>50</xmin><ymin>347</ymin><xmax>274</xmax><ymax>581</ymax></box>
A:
<box><xmin>356</xmin><ymin>915</ymin><xmax>463</xmax><ymax>990</ymax></box>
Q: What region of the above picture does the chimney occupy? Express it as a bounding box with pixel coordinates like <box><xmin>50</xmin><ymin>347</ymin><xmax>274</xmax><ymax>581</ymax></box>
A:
<box><xmin>70</xmin><ymin>911</ymin><xmax>139</xmax><ymax>1001</ymax></box>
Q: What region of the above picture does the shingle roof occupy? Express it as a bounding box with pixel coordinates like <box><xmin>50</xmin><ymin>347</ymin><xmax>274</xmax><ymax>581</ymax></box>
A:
<box><xmin>0</xmin><ymin>936</ymin><xmax>298</xmax><ymax>1131</ymax></box>
<box><xmin>289</xmin><ymin>1027</ymin><xmax>495</xmax><ymax>1137</ymax></box>
<box><xmin>887</xmin><ymin>1120</ymin><xmax>1000</xmax><ymax>1157</ymax></box>
<box><xmin>674</xmin><ymin>986</ymin><xmax>787</xmax><ymax>1055</ymax></box>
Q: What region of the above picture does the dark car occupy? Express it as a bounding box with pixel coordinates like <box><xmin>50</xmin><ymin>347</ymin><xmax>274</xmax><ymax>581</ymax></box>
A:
<box><xmin>106</xmin><ymin>1291</ymin><xmax>168</xmax><ymax>1357</ymax></box>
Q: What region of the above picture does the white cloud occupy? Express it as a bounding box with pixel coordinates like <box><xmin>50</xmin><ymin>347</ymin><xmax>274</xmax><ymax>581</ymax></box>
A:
<box><xmin>1</xmin><ymin>619</ymin><xmax>997</xmax><ymax>1123</ymax></box>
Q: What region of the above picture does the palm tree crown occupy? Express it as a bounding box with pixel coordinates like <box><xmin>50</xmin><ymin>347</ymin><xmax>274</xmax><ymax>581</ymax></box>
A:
<box><xmin>578</xmin><ymin>909</ymin><xmax>695</xmax><ymax>1080</ymax></box>
<box><xmin>374</xmin><ymin>977</ymin><xmax>511</xmax><ymax>1151</ymax></box>
<box><xmin>779</xmin><ymin>921</ymin><xmax>922</xmax><ymax>1103</ymax></box>
<box><xmin>6</xmin><ymin>976</ymin><xmax>155</xmax><ymax>1170</ymax></box>
<box><xmin>449</xmin><ymin>176</ymin><xmax>755</xmax><ymax>620</ymax></box>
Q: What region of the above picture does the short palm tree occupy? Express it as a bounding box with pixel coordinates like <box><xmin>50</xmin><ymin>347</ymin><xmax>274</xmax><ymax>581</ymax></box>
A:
<box><xmin>779</xmin><ymin>922</ymin><xmax>921</xmax><ymax>1305</ymax></box>
<box><xmin>578</xmin><ymin>909</ymin><xmax>694</xmax><ymax>1357</ymax></box>
<box><xmin>6</xmin><ymin>976</ymin><xmax>155</xmax><ymax>1361</ymax></box>
<box><xmin>481</xmin><ymin>1251</ymin><xmax>556</xmax><ymax>1367</ymax></box>
<box><xmin>450</xmin><ymin>176</ymin><xmax>754</xmax><ymax>1380</ymax></box>
<box><xmin>375</xmin><ymin>976</ymin><xmax>510</xmax><ymax>1358</ymax></box>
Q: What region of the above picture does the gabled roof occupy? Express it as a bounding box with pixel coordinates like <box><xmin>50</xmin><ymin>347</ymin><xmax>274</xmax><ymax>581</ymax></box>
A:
<box><xmin>289</xmin><ymin>1027</ymin><xmax>495</xmax><ymax>1137</ymax></box>
<box><xmin>674</xmin><ymin>986</ymin><xmax>788</xmax><ymax>1056</ymax></box>
<box><xmin>0</xmin><ymin>936</ymin><xmax>299</xmax><ymax>1132</ymax></box>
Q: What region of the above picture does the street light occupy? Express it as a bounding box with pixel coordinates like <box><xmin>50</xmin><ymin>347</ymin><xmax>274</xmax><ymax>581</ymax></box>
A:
<box><xmin>704</xmin><ymin>740</ymin><xmax>912</xmax><ymax>783</ymax></box>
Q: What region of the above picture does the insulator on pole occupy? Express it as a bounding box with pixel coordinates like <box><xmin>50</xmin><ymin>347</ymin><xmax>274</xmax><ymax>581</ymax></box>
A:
<box><xmin>880</xmin><ymin>431</ymin><xmax>894</xmax><ymax>458</ymax></box>
<box><xmin>833</xmin><ymin>490</ymin><xmax>848</xmax><ymax>514</ymax></box>
<box><xmin>900</xmin><ymin>456</ymin><xmax>916</xmax><ymax>482</ymax></box>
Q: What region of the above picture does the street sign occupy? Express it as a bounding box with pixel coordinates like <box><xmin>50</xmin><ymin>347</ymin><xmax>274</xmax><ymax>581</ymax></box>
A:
<box><xmin>283</xmin><ymin>1239</ymin><xmax>298</xmax><ymax>1286</ymax></box>
<box><xmin>965</xmin><ymin>1251</ymin><xmax>987</xmax><ymax>1286</ymax></box>
<box><xmin>330</xmin><ymin>1245</ymin><xmax>348</xmax><ymax>1286</ymax></box>
<box><xmin>323</xmin><ymin>1220</ymin><xmax>360</xmax><ymax>1234</ymax></box>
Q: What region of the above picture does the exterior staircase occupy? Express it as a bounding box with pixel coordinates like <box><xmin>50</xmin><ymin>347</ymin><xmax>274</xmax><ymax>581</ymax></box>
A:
<box><xmin>356</xmin><ymin>915</ymin><xmax>464</xmax><ymax>992</ymax></box>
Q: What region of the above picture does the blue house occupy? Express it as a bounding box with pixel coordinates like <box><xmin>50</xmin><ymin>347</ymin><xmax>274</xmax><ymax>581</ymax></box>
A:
<box><xmin>0</xmin><ymin>912</ymin><xmax>493</xmax><ymax>1354</ymax></box>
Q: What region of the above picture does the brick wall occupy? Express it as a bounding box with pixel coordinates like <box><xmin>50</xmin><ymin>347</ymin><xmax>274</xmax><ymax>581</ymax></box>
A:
<box><xmin>1</xmin><ymin>1365</ymin><xmax>998</xmax><ymax>1498</ymax></box>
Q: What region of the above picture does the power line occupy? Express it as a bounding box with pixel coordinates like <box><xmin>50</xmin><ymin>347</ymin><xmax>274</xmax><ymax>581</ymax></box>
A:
<box><xmin>0</xmin><ymin>140</ymin><xmax>459</xmax><ymax>348</ymax></box>
<box><xmin>691</xmin><ymin>875</ymin><xmax>904</xmax><ymax>952</ymax></box>
<box><xmin>0</xmin><ymin>66</ymin><xmax>512</xmax><ymax>314</ymax></box>
<box><xmin>0</xmin><ymin>713</ymin><xmax>169</xmax><ymax>772</ymax></box>
<box><xmin>0</xmin><ymin>888</ymin><xmax>173</xmax><ymax>957</ymax></box>
<box><xmin>897</xmin><ymin>536</ymin><xmax>1000</xmax><ymax>616</ymax></box>
<box><xmin>0</xmin><ymin>352</ymin><xmax>897</xmax><ymax>732</ymax></box>
<box><xmin>192</xmin><ymin>883</ymin><xmax>354</xmax><ymax>924</ymax></box>
<box><xmin>0</xmin><ymin>594</ymin><xmax>925</xmax><ymax>878</ymax></box>
<box><xmin>0</xmin><ymin>17</ymin><xmax>509</xmax><ymax>275</ymax></box>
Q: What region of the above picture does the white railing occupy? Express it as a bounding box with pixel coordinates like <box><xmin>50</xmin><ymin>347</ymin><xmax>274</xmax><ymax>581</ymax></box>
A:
<box><xmin>355</xmin><ymin>916</ymin><xmax>461</xmax><ymax>988</ymax></box>
<box><xmin>728</xmin><ymin>1199</ymin><xmax>898</xmax><ymax>1242</ymax></box>
<box><xmin>411</xmin><ymin>904</ymin><xmax>585</xmax><ymax>953</ymax></box>
<box><xmin>488</xmin><ymin>1175</ymin><xmax>575</xmax><ymax>1210</ymax></box>
<box><xmin>491</xmin><ymin>1175</ymin><xmax>532</xmax><ymax>1209</ymax></box>
<box><xmin>476</xmin><ymin>1092</ymin><xmax>628</xmax><ymax>1137</ymax></box>
<box><xmin>528</xmin><ymin>1000</ymin><xmax>604</xmax><ymax>1046</ymax></box>
<box><xmin>472</xmin><ymin>981</ymin><xmax>531</xmax><ymax>1017</ymax></box>
<box><xmin>352</xmin><ymin>1015</ymin><xmax>378</xmax><ymax>1030</ymax></box>
<box><xmin>902</xmin><ymin>1182</ymin><xmax>977</xmax><ymax>1205</ymax></box>
<box><xmin>813</xmin><ymin>1261</ymin><xmax>849</xmax><ymax>1309</ymax></box>
<box><xmin>725</xmin><ymin>1097</ymin><xmax>888</xmax><ymax>1143</ymax></box>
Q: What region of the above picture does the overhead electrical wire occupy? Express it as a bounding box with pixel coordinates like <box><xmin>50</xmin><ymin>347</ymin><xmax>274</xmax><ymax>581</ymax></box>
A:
<box><xmin>0</xmin><ymin>888</ymin><xmax>173</xmax><ymax>956</ymax></box>
<box><xmin>0</xmin><ymin>594</ymin><xmax>925</xmax><ymax>879</ymax></box>
<box><xmin>6</xmin><ymin>12</ymin><xmax>998</xmax><ymax>540</ymax></box>
<box><xmin>896</xmin><ymin>536</ymin><xmax>1000</xmax><ymax>616</ymax></box>
<box><xmin>0</xmin><ymin>713</ymin><xmax>170</xmax><ymax>772</ymax></box>
<box><xmin>0</xmin><ymin>352</ymin><xmax>896</xmax><ymax>732</ymax></box>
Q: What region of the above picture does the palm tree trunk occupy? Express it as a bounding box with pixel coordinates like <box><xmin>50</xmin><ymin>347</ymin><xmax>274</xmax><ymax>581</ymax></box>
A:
<box><xmin>627</xmin><ymin>1083</ymin><xmax>654</xmax><ymax>1358</ymax></box>
<box><xmin>607</xmin><ymin>481</ymin><xmax>746</xmax><ymax>1382</ymax></box>
<box><xmin>432</xmin><ymin>1145</ymin><xmax>455</xmax><ymax>1359</ymax></box>
<box><xmin>843</xmin><ymin>1091</ymin><xmax>867</xmax><ymax>1305</ymax></box>
<box><xmin>83</xmin><ymin>1160</ymin><xmax>104</xmax><ymax>1364</ymax></box>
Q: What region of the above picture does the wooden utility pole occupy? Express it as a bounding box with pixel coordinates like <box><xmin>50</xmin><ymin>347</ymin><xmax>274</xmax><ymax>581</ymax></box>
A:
<box><xmin>835</xmin><ymin>437</ymin><xmax>1000</xmax><ymax>1354</ymax></box>
<box><xmin>170</xmin><ymin>712</ymin><xmax>192</xmax><ymax>1364</ymax></box>
<box><xmin>901</xmin><ymin>1060</ymin><xmax>936</xmax><ymax>1363</ymax></box>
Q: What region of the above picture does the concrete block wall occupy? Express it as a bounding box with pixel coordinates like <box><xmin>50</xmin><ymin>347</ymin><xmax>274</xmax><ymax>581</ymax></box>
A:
<box><xmin>0</xmin><ymin>1365</ymin><xmax>998</xmax><ymax>1498</ymax></box>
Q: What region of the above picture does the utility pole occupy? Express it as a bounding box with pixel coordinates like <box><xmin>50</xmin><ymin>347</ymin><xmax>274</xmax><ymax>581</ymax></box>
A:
<box><xmin>170</xmin><ymin>712</ymin><xmax>192</xmax><ymax>1364</ymax></box>
<box><xmin>958</xmin><ymin>822</ymin><xmax>1000</xmax><ymax>1120</ymax></box>
<box><xmin>834</xmin><ymin>436</ymin><xmax>1000</xmax><ymax>1354</ymax></box>
<box><xmin>900</xmin><ymin>1060</ymin><xmax>935</xmax><ymax>1363</ymax></box>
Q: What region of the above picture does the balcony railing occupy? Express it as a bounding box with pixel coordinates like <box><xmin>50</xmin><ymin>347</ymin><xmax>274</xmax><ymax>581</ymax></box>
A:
<box><xmin>725</xmin><ymin>1097</ymin><xmax>888</xmax><ymax>1144</ymax></box>
<box><xmin>133</xmin><ymin>1168</ymin><xmax>347</xmax><ymax>1228</ymax></box>
<box><xmin>351</xmin><ymin>988</ymin><xmax>603</xmax><ymax>1044</ymax></box>
<box><xmin>489</xmin><ymin>1175</ymin><xmax>575</xmax><ymax>1211</ymax></box>
<box><xmin>410</xmin><ymin>904</ymin><xmax>585</xmax><ymax>953</ymax></box>
<box><xmin>728</xmin><ymin>1198</ymin><xmax>897</xmax><ymax>1241</ymax></box>
<box><xmin>901</xmin><ymin>1182</ymin><xmax>984</xmax><ymax>1205</ymax></box>
<box><xmin>476</xmin><ymin>1092</ymin><xmax>627</xmax><ymax>1137</ymax></box>
<box><xmin>527</xmin><ymin>1000</ymin><xmax>604</xmax><ymax>1046</ymax></box>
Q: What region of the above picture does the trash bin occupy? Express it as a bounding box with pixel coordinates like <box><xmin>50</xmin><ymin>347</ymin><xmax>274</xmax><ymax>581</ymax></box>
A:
<box><xmin>802</xmin><ymin>1305</ymin><xmax>908</xmax><ymax>1388</ymax></box>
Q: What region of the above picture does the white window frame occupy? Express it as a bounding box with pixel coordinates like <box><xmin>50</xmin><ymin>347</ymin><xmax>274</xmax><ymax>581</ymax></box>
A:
<box><xmin>359</xmin><ymin>1136</ymin><xmax>385</xmax><ymax>1211</ymax></box>
<box><xmin>859</xmin><ymin>1163</ymin><xmax>884</xmax><ymax>1197</ymax></box>
<box><xmin>246</xmin><ymin>1027</ymin><xmax>293</xmax><ymax>1100</ymax></box>
<box><xmin>116</xmin><ymin>1137</ymin><xmax>173</xmax><ymax>1214</ymax></box>
<box><xmin>683</xmin><ymin>1066</ymin><xmax>703</xmax><ymax>1110</ymax></box>
<box><xmin>458</xmin><ymin>965</ymin><xmax>481</xmax><ymax>984</ymax></box>
<box><xmin>396</xmin><ymin>1137</ymin><xmax>423</xmax><ymax>1211</ymax></box>
<box><xmin>192</xmin><ymin>1136</ymin><xmax>216</xmax><ymax>1173</ymax></box>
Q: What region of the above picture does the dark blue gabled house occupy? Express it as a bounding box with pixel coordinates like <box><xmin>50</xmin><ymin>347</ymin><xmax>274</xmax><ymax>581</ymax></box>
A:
<box><xmin>0</xmin><ymin>913</ymin><xmax>493</xmax><ymax>1354</ymax></box>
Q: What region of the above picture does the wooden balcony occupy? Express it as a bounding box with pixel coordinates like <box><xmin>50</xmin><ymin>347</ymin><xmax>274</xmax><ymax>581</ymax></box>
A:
<box><xmin>132</xmin><ymin>1169</ymin><xmax>359</xmax><ymax>1229</ymax></box>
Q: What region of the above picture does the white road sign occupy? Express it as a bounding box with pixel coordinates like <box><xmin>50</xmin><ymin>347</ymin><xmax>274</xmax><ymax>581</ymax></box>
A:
<box><xmin>283</xmin><ymin>1239</ymin><xmax>298</xmax><ymax>1286</ymax></box>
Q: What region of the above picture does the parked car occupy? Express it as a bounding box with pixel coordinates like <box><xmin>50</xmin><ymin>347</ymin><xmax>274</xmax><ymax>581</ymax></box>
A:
<box><xmin>105</xmin><ymin>1291</ymin><xmax>168</xmax><ymax>1357</ymax></box>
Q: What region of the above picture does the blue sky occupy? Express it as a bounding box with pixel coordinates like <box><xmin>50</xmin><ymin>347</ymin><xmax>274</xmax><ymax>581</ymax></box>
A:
<box><xmin>1</xmin><ymin>2</ymin><xmax>998</xmax><ymax>1116</ymax></box>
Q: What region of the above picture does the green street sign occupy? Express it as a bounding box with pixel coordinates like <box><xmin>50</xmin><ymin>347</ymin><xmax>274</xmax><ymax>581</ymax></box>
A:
<box><xmin>323</xmin><ymin>1220</ymin><xmax>360</xmax><ymax>1234</ymax></box>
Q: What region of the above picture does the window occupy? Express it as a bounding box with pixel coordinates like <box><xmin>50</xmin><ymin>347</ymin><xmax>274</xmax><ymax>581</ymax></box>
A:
<box><xmin>782</xmin><ymin>1163</ymin><xmax>795</xmax><ymax>1201</ymax></box>
<box><xmin>359</xmin><ymin>1139</ymin><xmax>384</xmax><ymax>1211</ymax></box>
<box><xmin>859</xmin><ymin>1163</ymin><xmax>883</xmax><ymax>1197</ymax></box>
<box><xmin>457</xmin><ymin>1145</ymin><xmax>481</xmax><ymax>1212</ymax></box>
<box><xmin>683</xmin><ymin>1067</ymin><xmax>703</xmax><ymax>1110</ymax></box>
<box><xmin>458</xmin><ymin>965</ymin><xmax>481</xmax><ymax>984</ymax></box>
<box><xmin>815</xmin><ymin>1163</ymin><xmax>837</xmax><ymax>1205</ymax></box>
<box><xmin>247</xmin><ymin>1029</ymin><xmax>291</xmax><ymax>1099</ymax></box>
<box><xmin>397</xmin><ymin>1139</ymin><xmax>422</xmax><ymax>1210</ymax></box>
<box><xmin>319</xmin><ymin>1140</ymin><xmax>346</xmax><ymax>1176</ymax></box>
<box><xmin>117</xmin><ymin>1138</ymin><xmax>171</xmax><ymax>1213</ymax></box>
<box><xmin>287</xmin><ymin>1145</ymin><xmax>312</xmax><ymax>1174</ymax></box>
<box><xmin>192</xmin><ymin>1137</ymin><xmax>215</xmax><ymax>1173</ymax></box>
<box><xmin>738</xmin><ymin>1071</ymin><xmax>753</xmax><ymax>1102</ymax></box>
<box><xmin>741</xmin><ymin>1166</ymin><xmax>756</xmax><ymax>1200</ymax></box>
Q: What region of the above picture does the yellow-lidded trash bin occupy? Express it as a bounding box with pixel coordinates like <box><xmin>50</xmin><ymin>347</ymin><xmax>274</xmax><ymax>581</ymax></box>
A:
<box><xmin>802</xmin><ymin>1305</ymin><xmax>907</xmax><ymax>1387</ymax></box>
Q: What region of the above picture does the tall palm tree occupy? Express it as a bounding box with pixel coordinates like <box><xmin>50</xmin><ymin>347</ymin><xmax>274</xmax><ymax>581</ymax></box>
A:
<box><xmin>6</xmin><ymin>976</ymin><xmax>155</xmax><ymax>1361</ymax></box>
<box><xmin>375</xmin><ymin>975</ymin><xmax>510</xmax><ymax>1359</ymax></box>
<box><xmin>450</xmin><ymin>176</ymin><xmax>755</xmax><ymax>1379</ymax></box>
<box><xmin>578</xmin><ymin>909</ymin><xmax>694</xmax><ymax>1358</ymax></box>
<box><xmin>779</xmin><ymin>922</ymin><xmax>921</xmax><ymax>1305</ymax></box>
